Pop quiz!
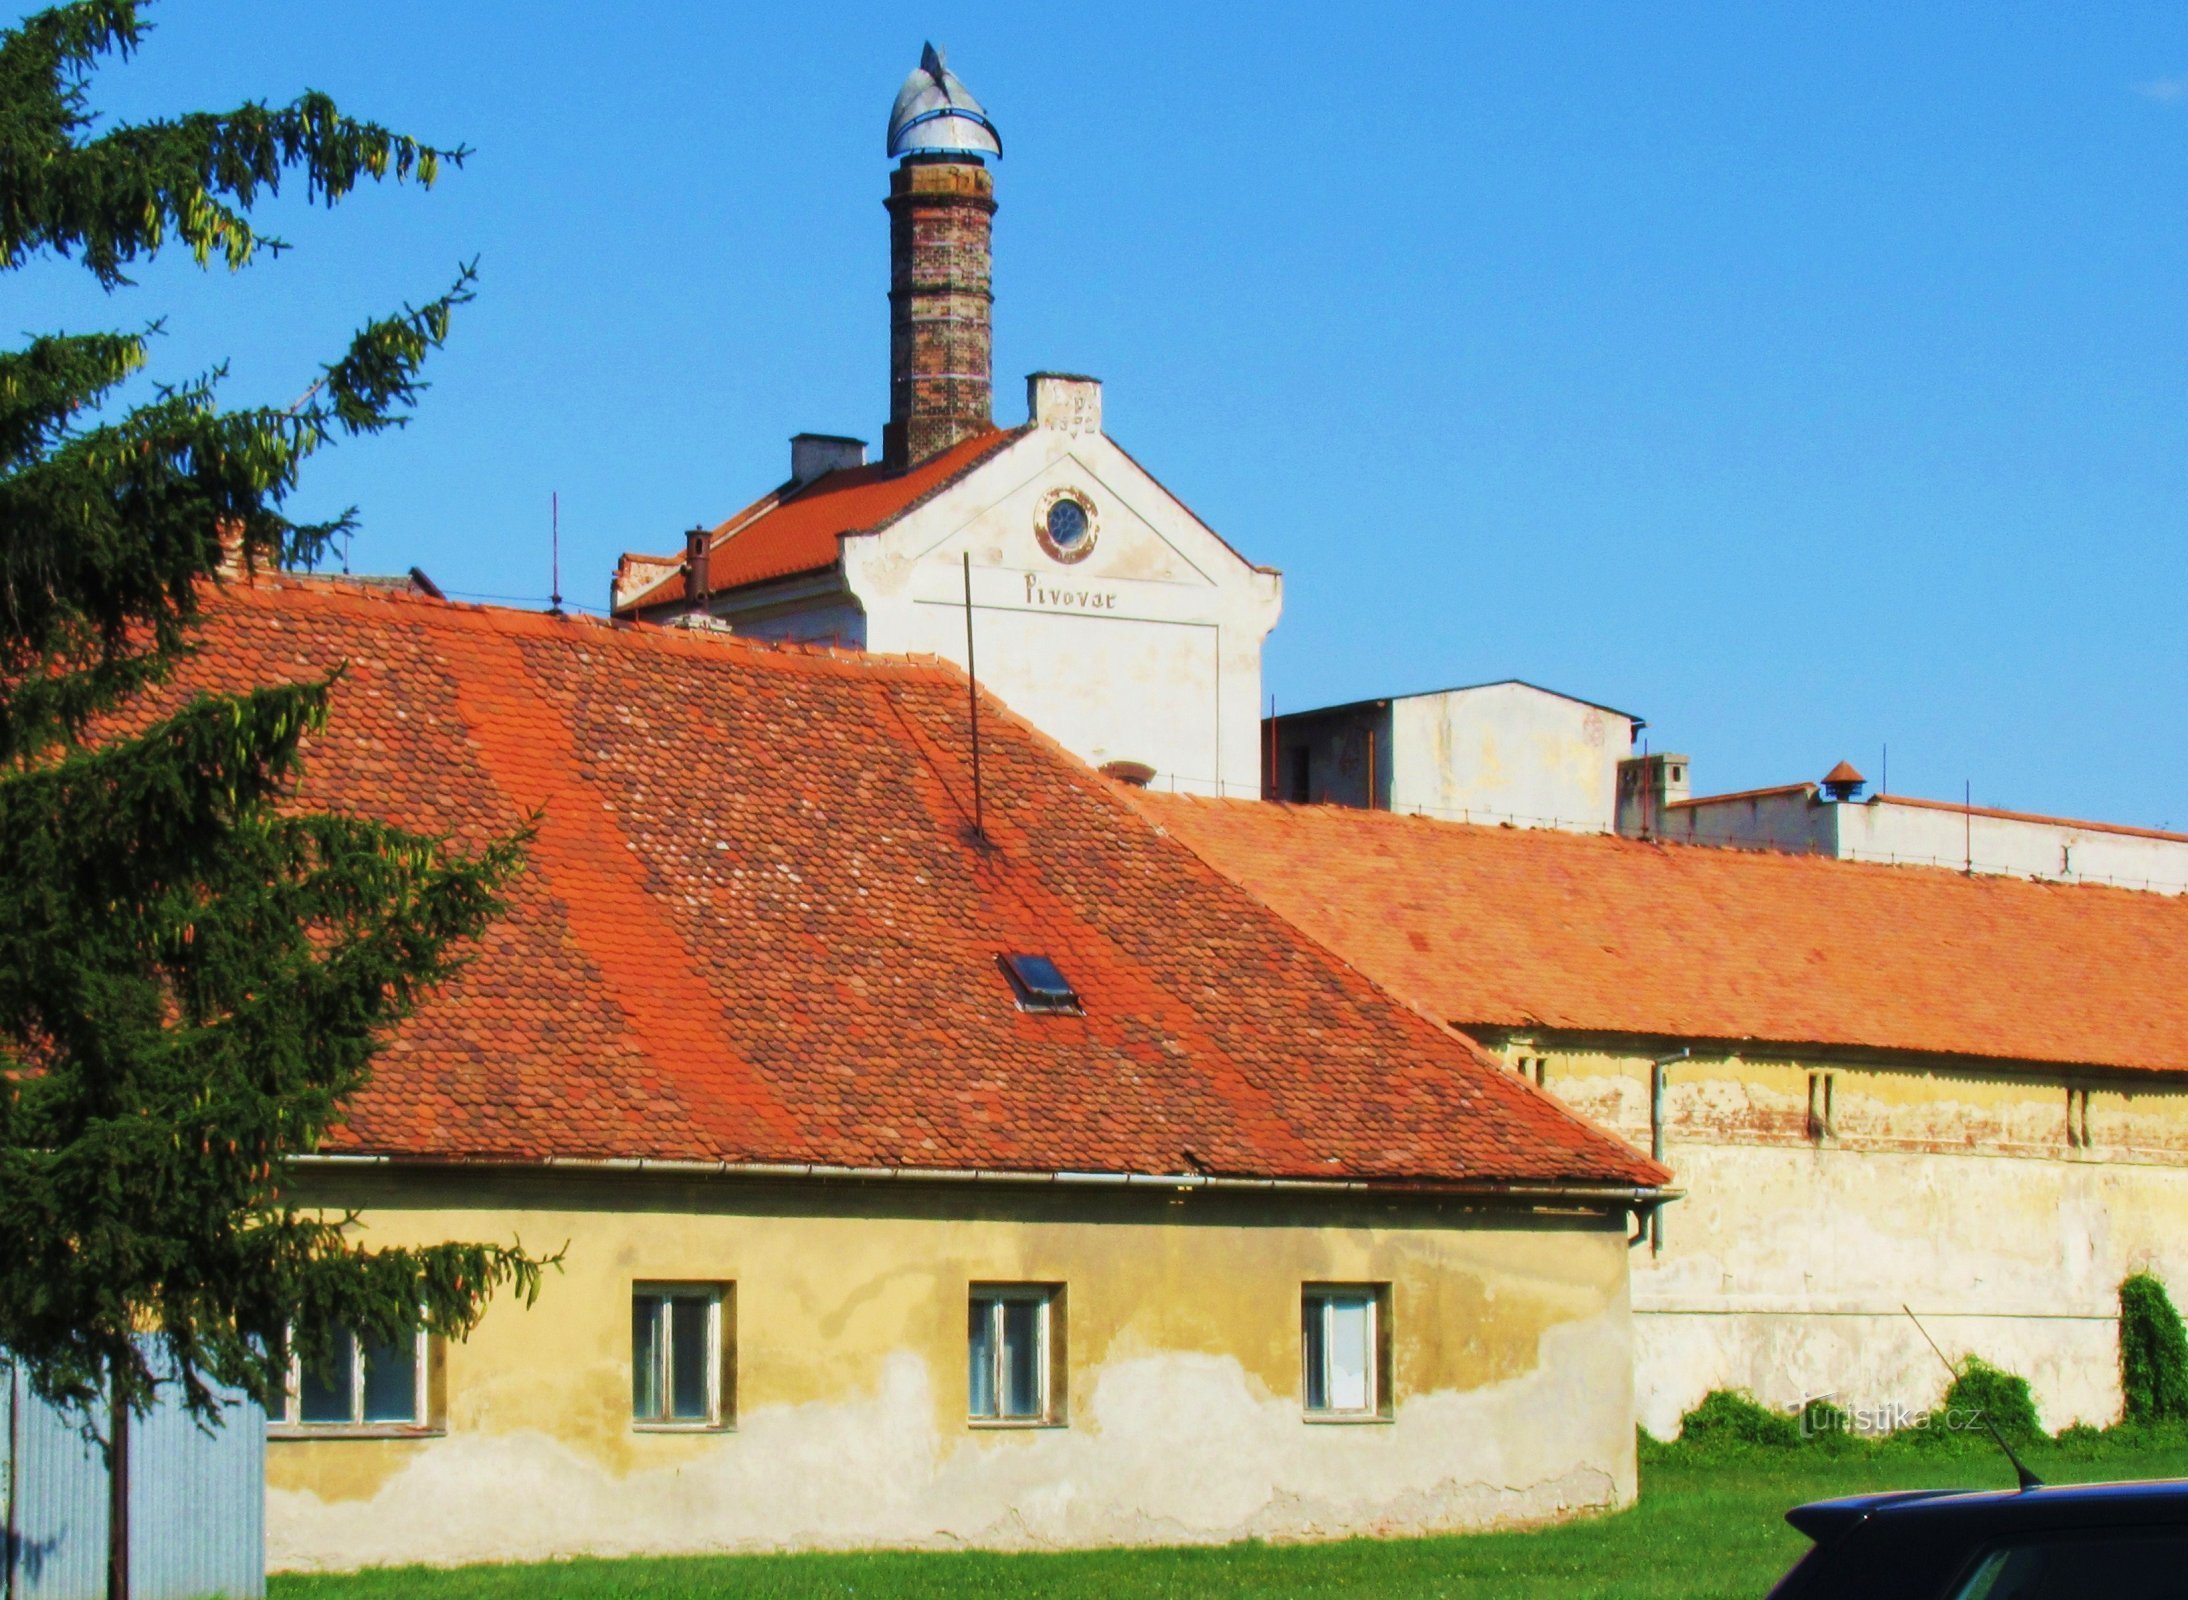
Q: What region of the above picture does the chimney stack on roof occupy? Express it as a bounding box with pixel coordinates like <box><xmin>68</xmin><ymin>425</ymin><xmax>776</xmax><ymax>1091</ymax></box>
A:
<box><xmin>683</xmin><ymin>525</ymin><xmax>712</xmax><ymax>611</ymax></box>
<box><xmin>883</xmin><ymin>44</ymin><xmax>1001</xmax><ymax>471</ymax></box>
<box><xmin>1821</xmin><ymin>760</ymin><xmax>1867</xmax><ymax>803</ymax></box>
<box><xmin>791</xmin><ymin>433</ymin><xmax>866</xmax><ymax>488</ymax></box>
<box><xmin>1616</xmin><ymin>752</ymin><xmax>1692</xmax><ymax>839</ymax></box>
<box><xmin>1028</xmin><ymin>372</ymin><xmax>1103</xmax><ymax>436</ymax></box>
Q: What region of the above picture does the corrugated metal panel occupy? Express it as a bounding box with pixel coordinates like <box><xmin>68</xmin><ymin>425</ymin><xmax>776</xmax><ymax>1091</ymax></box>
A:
<box><xmin>130</xmin><ymin>1379</ymin><xmax>263</xmax><ymax>1600</ymax></box>
<box><xmin>3</xmin><ymin>1355</ymin><xmax>264</xmax><ymax>1600</ymax></box>
<box><xmin>5</xmin><ymin>1364</ymin><xmax>109</xmax><ymax>1600</ymax></box>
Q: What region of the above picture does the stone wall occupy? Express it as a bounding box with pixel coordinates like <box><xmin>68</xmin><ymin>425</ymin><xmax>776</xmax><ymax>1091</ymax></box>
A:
<box><xmin>1485</xmin><ymin>1035</ymin><xmax>2188</xmax><ymax>1437</ymax></box>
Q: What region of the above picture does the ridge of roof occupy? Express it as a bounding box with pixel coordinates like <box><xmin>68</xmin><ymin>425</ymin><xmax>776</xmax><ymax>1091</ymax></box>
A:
<box><xmin>1137</xmin><ymin>793</ymin><xmax>2188</xmax><ymax>1078</ymax></box>
<box><xmin>154</xmin><ymin>580</ymin><xmax>1664</xmax><ymax>1189</ymax></box>
<box><xmin>614</xmin><ymin>427</ymin><xmax>1026</xmax><ymax>613</ymax></box>
<box><xmin>1273</xmin><ymin>678</ymin><xmax>1642</xmax><ymax>726</ymax></box>
<box><xmin>220</xmin><ymin>572</ymin><xmax>972</xmax><ymax>686</ymax></box>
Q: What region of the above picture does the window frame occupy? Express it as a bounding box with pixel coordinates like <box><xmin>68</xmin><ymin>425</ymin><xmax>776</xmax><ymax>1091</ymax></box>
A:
<box><xmin>1301</xmin><ymin>1283</ymin><xmax>1394</xmax><ymax>1423</ymax></box>
<box><xmin>630</xmin><ymin>1280</ymin><xmax>735</xmax><ymax>1432</ymax></box>
<box><xmin>270</xmin><ymin>1321</ymin><xmax>438</xmax><ymax>1439</ymax></box>
<box><xmin>967</xmin><ymin>1283</ymin><xmax>1065</xmax><ymax>1428</ymax></box>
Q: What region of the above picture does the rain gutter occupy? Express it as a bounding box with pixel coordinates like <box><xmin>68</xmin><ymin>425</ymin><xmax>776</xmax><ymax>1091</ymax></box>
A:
<box><xmin>293</xmin><ymin>1152</ymin><xmax>1676</xmax><ymax>1210</ymax></box>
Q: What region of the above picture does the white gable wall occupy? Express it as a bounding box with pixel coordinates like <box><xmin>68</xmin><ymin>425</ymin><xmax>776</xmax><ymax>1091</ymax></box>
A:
<box><xmin>1388</xmin><ymin>683</ymin><xmax>1633</xmax><ymax>832</ymax></box>
<box><xmin>844</xmin><ymin>389</ymin><xmax>1280</xmax><ymax>797</ymax></box>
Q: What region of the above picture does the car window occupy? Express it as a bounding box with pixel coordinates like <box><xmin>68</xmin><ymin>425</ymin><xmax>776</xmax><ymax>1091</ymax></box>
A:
<box><xmin>1949</xmin><ymin>1530</ymin><xmax>2188</xmax><ymax>1599</ymax></box>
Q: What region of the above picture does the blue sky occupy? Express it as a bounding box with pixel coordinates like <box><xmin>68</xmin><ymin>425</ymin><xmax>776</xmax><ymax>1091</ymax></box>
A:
<box><xmin>16</xmin><ymin>2</ymin><xmax>2188</xmax><ymax>825</ymax></box>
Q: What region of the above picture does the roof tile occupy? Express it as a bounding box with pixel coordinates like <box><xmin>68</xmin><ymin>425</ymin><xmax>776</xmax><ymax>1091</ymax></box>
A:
<box><xmin>616</xmin><ymin>429</ymin><xmax>1019</xmax><ymax>608</ymax></box>
<box><xmin>158</xmin><ymin>577</ymin><xmax>1661</xmax><ymax>1188</ymax></box>
<box><xmin>1140</xmin><ymin>795</ymin><xmax>2188</xmax><ymax>1075</ymax></box>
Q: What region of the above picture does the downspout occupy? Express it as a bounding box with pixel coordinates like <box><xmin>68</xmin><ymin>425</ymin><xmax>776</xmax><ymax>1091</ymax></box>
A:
<box><xmin>1645</xmin><ymin>1048</ymin><xmax>1689</xmax><ymax>1255</ymax></box>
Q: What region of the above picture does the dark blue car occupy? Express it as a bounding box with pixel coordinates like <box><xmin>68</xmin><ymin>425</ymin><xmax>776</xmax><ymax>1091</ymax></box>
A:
<box><xmin>1765</xmin><ymin>1479</ymin><xmax>2188</xmax><ymax>1597</ymax></box>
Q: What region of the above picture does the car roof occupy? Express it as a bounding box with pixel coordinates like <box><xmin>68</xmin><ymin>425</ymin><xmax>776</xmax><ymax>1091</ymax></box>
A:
<box><xmin>1789</xmin><ymin>1479</ymin><xmax>2188</xmax><ymax>1542</ymax></box>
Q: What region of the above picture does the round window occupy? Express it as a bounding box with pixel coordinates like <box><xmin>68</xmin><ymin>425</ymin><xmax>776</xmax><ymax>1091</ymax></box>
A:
<box><xmin>1046</xmin><ymin>497</ymin><xmax>1088</xmax><ymax>549</ymax></box>
<box><xmin>1035</xmin><ymin>490</ymin><xmax>1098</xmax><ymax>564</ymax></box>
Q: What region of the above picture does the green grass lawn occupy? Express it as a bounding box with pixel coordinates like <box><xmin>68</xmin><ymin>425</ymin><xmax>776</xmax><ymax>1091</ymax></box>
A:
<box><xmin>270</xmin><ymin>1433</ymin><xmax>2188</xmax><ymax>1600</ymax></box>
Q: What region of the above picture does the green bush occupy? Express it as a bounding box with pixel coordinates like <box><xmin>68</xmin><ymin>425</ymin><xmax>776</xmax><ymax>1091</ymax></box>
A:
<box><xmin>1796</xmin><ymin>1394</ymin><xmax>1850</xmax><ymax>1440</ymax></box>
<box><xmin>1941</xmin><ymin>1356</ymin><xmax>2041</xmax><ymax>1446</ymax></box>
<box><xmin>1676</xmin><ymin>1388</ymin><xmax>1802</xmax><ymax>1449</ymax></box>
<box><xmin>2120</xmin><ymin>1272</ymin><xmax>2188</xmax><ymax>1424</ymax></box>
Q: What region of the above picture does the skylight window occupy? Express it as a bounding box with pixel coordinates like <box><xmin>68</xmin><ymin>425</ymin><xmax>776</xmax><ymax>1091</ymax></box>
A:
<box><xmin>999</xmin><ymin>953</ymin><xmax>1080</xmax><ymax>1014</ymax></box>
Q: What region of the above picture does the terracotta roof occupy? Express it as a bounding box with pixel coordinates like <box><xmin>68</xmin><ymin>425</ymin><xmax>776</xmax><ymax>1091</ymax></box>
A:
<box><xmin>615</xmin><ymin>429</ymin><xmax>1020</xmax><ymax>611</ymax></box>
<box><xmin>156</xmin><ymin>577</ymin><xmax>1659</xmax><ymax>1187</ymax></box>
<box><xmin>1136</xmin><ymin>795</ymin><xmax>2188</xmax><ymax>1076</ymax></box>
<box><xmin>1822</xmin><ymin>760</ymin><xmax>1866</xmax><ymax>786</ymax></box>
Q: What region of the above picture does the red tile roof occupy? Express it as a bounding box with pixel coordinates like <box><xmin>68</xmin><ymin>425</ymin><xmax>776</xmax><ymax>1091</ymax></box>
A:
<box><xmin>161</xmin><ymin>578</ymin><xmax>1660</xmax><ymax>1188</ymax></box>
<box><xmin>1138</xmin><ymin>796</ymin><xmax>2188</xmax><ymax>1076</ymax></box>
<box><xmin>615</xmin><ymin>429</ymin><xmax>1020</xmax><ymax>611</ymax></box>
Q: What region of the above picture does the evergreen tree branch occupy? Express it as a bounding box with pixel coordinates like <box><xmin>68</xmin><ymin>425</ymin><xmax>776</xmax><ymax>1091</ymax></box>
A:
<box><xmin>1</xmin><ymin>3</ymin><xmax>466</xmax><ymax>287</ymax></box>
<box><xmin>0</xmin><ymin>2</ymin><xmax>546</xmax><ymax>1443</ymax></box>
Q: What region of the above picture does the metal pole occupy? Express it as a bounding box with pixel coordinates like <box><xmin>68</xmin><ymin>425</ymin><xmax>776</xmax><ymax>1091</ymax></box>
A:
<box><xmin>962</xmin><ymin>554</ymin><xmax>984</xmax><ymax>842</ymax></box>
<box><xmin>107</xmin><ymin>1371</ymin><xmax>129</xmax><ymax>1600</ymax></box>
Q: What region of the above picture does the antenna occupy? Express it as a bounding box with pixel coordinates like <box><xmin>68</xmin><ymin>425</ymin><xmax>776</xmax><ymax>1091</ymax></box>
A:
<box><xmin>1964</xmin><ymin>780</ymin><xmax>1973</xmax><ymax>875</ymax></box>
<box><xmin>549</xmin><ymin>492</ymin><xmax>565</xmax><ymax>617</ymax></box>
<box><xmin>1881</xmin><ymin>743</ymin><xmax>1888</xmax><ymax>796</ymax></box>
<box><xmin>1902</xmin><ymin>1305</ymin><xmax>2042</xmax><ymax>1490</ymax></box>
<box><xmin>962</xmin><ymin>553</ymin><xmax>986</xmax><ymax>844</ymax></box>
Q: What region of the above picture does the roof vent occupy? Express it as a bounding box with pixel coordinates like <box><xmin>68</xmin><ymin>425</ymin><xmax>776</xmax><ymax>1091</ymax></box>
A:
<box><xmin>791</xmin><ymin>433</ymin><xmax>866</xmax><ymax>489</ymax></box>
<box><xmin>683</xmin><ymin>524</ymin><xmax>712</xmax><ymax>609</ymax></box>
<box><xmin>999</xmin><ymin>953</ymin><xmax>1080</xmax><ymax>1014</ymax></box>
<box><xmin>1821</xmin><ymin>760</ymin><xmax>1867</xmax><ymax>803</ymax></box>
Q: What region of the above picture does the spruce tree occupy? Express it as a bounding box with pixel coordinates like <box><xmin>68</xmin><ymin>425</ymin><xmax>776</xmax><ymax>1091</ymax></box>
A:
<box><xmin>0</xmin><ymin>0</ymin><xmax>551</xmax><ymax>1463</ymax></box>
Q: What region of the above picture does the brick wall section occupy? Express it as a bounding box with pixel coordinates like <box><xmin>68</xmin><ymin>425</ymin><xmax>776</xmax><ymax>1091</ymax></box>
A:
<box><xmin>884</xmin><ymin>155</ymin><xmax>995</xmax><ymax>469</ymax></box>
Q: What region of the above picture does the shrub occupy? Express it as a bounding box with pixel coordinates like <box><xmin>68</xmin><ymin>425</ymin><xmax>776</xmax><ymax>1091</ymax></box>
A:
<box><xmin>1677</xmin><ymin>1388</ymin><xmax>1802</xmax><ymax>1449</ymax></box>
<box><xmin>1942</xmin><ymin>1356</ymin><xmax>2042</xmax><ymax>1446</ymax></box>
<box><xmin>1796</xmin><ymin>1394</ymin><xmax>1851</xmax><ymax>1440</ymax></box>
<box><xmin>2120</xmin><ymin>1272</ymin><xmax>2188</xmax><ymax>1425</ymax></box>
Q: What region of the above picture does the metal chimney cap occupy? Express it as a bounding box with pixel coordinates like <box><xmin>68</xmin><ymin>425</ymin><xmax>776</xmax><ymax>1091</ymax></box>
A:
<box><xmin>887</xmin><ymin>42</ymin><xmax>1002</xmax><ymax>159</ymax></box>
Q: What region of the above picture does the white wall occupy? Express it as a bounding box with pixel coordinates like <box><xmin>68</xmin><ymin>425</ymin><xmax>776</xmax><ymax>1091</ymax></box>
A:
<box><xmin>1388</xmin><ymin>684</ymin><xmax>1632</xmax><ymax>832</ymax></box>
<box><xmin>1836</xmin><ymin>800</ymin><xmax>2188</xmax><ymax>894</ymax></box>
<box><xmin>1662</xmin><ymin>791</ymin><xmax>2188</xmax><ymax>895</ymax></box>
<box><xmin>1659</xmin><ymin>790</ymin><xmax>1834</xmax><ymax>853</ymax></box>
<box><xmin>1513</xmin><ymin>1040</ymin><xmax>2188</xmax><ymax>1439</ymax></box>
<box><xmin>845</xmin><ymin>383</ymin><xmax>1280</xmax><ymax>798</ymax></box>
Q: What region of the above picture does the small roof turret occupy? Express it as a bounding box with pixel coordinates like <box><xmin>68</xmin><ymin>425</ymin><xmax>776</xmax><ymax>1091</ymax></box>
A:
<box><xmin>887</xmin><ymin>43</ymin><xmax>1002</xmax><ymax>159</ymax></box>
<box><xmin>1821</xmin><ymin>760</ymin><xmax>1867</xmax><ymax>802</ymax></box>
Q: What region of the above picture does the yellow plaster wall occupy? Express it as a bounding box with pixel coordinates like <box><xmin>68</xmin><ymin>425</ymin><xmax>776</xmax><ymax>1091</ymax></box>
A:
<box><xmin>267</xmin><ymin>1173</ymin><xmax>1637</xmax><ymax>1571</ymax></box>
<box><xmin>1486</xmin><ymin>1038</ymin><xmax>2188</xmax><ymax>1436</ymax></box>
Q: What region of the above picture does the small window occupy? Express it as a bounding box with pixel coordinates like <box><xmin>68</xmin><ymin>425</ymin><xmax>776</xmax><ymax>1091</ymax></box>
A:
<box><xmin>999</xmin><ymin>953</ymin><xmax>1080</xmax><ymax>1014</ymax></box>
<box><xmin>1303</xmin><ymin>1285</ymin><xmax>1390</xmax><ymax>1419</ymax></box>
<box><xmin>968</xmin><ymin>1285</ymin><xmax>1063</xmax><ymax>1424</ymax></box>
<box><xmin>1288</xmin><ymin>745</ymin><xmax>1312</xmax><ymax>804</ymax></box>
<box><xmin>632</xmin><ymin>1283</ymin><xmax>732</xmax><ymax>1428</ymax></box>
<box><xmin>284</xmin><ymin>1323</ymin><xmax>429</xmax><ymax>1430</ymax></box>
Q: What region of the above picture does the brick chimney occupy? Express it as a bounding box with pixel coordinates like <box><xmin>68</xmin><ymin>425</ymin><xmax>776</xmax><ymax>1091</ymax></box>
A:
<box><xmin>882</xmin><ymin>45</ymin><xmax>1002</xmax><ymax>470</ymax></box>
<box><xmin>883</xmin><ymin>157</ymin><xmax>995</xmax><ymax>469</ymax></box>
